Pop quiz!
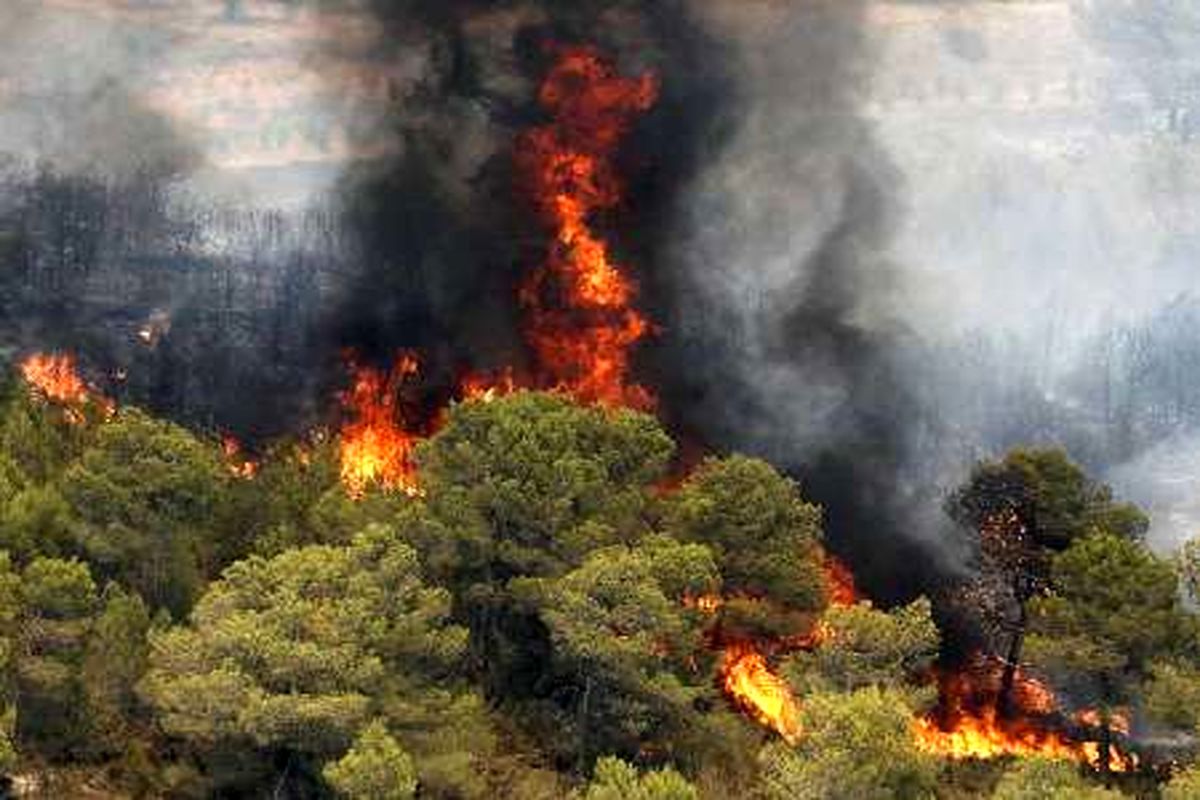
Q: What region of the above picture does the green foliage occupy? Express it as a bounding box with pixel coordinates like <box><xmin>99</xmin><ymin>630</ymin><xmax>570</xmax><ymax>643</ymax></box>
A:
<box><xmin>323</xmin><ymin>720</ymin><xmax>418</xmax><ymax>800</ymax></box>
<box><xmin>141</xmin><ymin>523</ymin><xmax>491</xmax><ymax>797</ymax></box>
<box><xmin>947</xmin><ymin>448</ymin><xmax>1147</xmax><ymax>551</ymax></box>
<box><xmin>142</xmin><ymin>524</ymin><xmax>465</xmax><ymax>755</ymax></box>
<box><xmin>517</xmin><ymin>537</ymin><xmax>720</xmax><ymax>764</ymax></box>
<box><xmin>1</xmin><ymin>384</ymin><xmax>1198</xmax><ymax>798</ymax></box>
<box><xmin>579</xmin><ymin>756</ymin><xmax>698</xmax><ymax>800</ymax></box>
<box><xmin>60</xmin><ymin>409</ymin><xmax>230</xmax><ymax>614</ymax></box>
<box><xmin>0</xmin><ymin>553</ymin><xmax>19</xmax><ymax>773</ymax></box>
<box><xmin>0</xmin><ymin>485</ymin><xmax>76</xmax><ymax>561</ymax></box>
<box><xmin>990</xmin><ymin>758</ymin><xmax>1121</xmax><ymax>799</ymax></box>
<box><xmin>1142</xmin><ymin>660</ymin><xmax>1200</xmax><ymax>732</ymax></box>
<box><xmin>22</xmin><ymin>555</ymin><xmax>96</xmax><ymax>619</ymax></box>
<box><xmin>15</xmin><ymin>556</ymin><xmax>99</xmax><ymax>756</ymax></box>
<box><xmin>759</xmin><ymin>687</ymin><xmax>937</xmax><ymax>800</ymax></box>
<box><xmin>418</xmin><ymin>392</ymin><xmax>674</xmax><ymax>582</ymax></box>
<box><xmin>0</xmin><ymin>389</ymin><xmax>88</xmax><ymax>484</ymax></box>
<box><xmin>1026</xmin><ymin>532</ymin><xmax>1194</xmax><ymax>691</ymax></box>
<box><xmin>785</xmin><ymin>598</ymin><xmax>939</xmax><ymax>696</ymax></box>
<box><xmin>1164</xmin><ymin>764</ymin><xmax>1200</xmax><ymax>800</ymax></box>
<box><xmin>664</xmin><ymin>456</ymin><xmax>826</xmax><ymax>614</ymax></box>
<box><xmin>1175</xmin><ymin>535</ymin><xmax>1200</xmax><ymax>607</ymax></box>
<box><xmin>242</xmin><ymin>439</ymin><xmax>404</xmax><ymax>559</ymax></box>
<box><xmin>80</xmin><ymin>584</ymin><xmax>151</xmax><ymax>755</ymax></box>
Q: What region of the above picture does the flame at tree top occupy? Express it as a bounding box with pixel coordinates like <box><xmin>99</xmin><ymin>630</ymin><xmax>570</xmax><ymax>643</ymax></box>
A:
<box><xmin>222</xmin><ymin>435</ymin><xmax>259</xmax><ymax>480</ymax></box>
<box><xmin>516</xmin><ymin>45</ymin><xmax>658</xmax><ymax>410</ymax></box>
<box><xmin>338</xmin><ymin>354</ymin><xmax>423</xmax><ymax>498</ymax></box>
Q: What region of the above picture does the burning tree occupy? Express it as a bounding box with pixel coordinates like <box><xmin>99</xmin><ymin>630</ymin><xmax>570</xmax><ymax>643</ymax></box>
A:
<box><xmin>662</xmin><ymin>456</ymin><xmax>830</xmax><ymax>745</ymax></box>
<box><xmin>515</xmin><ymin>45</ymin><xmax>659</xmax><ymax>410</ymax></box>
<box><xmin>945</xmin><ymin>448</ymin><xmax>1148</xmax><ymax>717</ymax></box>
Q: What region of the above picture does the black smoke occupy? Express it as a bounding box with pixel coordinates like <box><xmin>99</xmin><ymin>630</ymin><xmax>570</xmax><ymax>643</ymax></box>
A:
<box><xmin>7</xmin><ymin>1</ymin><xmax>1200</xmax><ymax>603</ymax></box>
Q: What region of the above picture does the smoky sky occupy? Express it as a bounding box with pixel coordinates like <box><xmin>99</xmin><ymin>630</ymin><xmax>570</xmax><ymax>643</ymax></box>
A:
<box><xmin>653</xmin><ymin>1</ymin><xmax>1200</xmax><ymax>570</ymax></box>
<box><xmin>4</xmin><ymin>1</ymin><xmax>1200</xmax><ymax>596</ymax></box>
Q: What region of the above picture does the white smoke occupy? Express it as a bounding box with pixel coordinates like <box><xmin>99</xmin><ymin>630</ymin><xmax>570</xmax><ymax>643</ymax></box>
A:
<box><xmin>671</xmin><ymin>0</ymin><xmax>1200</xmax><ymax>553</ymax></box>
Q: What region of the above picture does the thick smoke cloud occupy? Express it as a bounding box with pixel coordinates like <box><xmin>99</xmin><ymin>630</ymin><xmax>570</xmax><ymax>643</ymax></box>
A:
<box><xmin>661</xmin><ymin>0</ymin><xmax>1200</xmax><ymax>575</ymax></box>
<box><xmin>5</xmin><ymin>1</ymin><xmax>1200</xmax><ymax>596</ymax></box>
<box><xmin>646</xmin><ymin>1</ymin><xmax>945</xmax><ymax>597</ymax></box>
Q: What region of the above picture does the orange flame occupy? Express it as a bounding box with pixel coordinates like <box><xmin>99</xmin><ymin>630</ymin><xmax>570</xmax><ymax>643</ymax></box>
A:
<box><xmin>19</xmin><ymin>352</ymin><xmax>113</xmax><ymax>423</ymax></box>
<box><xmin>708</xmin><ymin>552</ymin><xmax>860</xmax><ymax>740</ymax></box>
<box><xmin>338</xmin><ymin>354</ymin><xmax>423</xmax><ymax>498</ymax></box>
<box><xmin>912</xmin><ymin>706</ymin><xmax>1084</xmax><ymax>762</ymax></box>
<box><xmin>683</xmin><ymin>593</ymin><xmax>723</xmax><ymax>615</ymax></box>
<box><xmin>824</xmin><ymin>554</ymin><xmax>860</xmax><ymax>607</ymax></box>
<box><xmin>459</xmin><ymin>368</ymin><xmax>520</xmax><ymax>404</ymax></box>
<box><xmin>516</xmin><ymin>45</ymin><xmax>658</xmax><ymax>410</ymax></box>
<box><xmin>221</xmin><ymin>435</ymin><xmax>259</xmax><ymax>480</ymax></box>
<box><xmin>913</xmin><ymin>658</ymin><xmax>1138</xmax><ymax>772</ymax></box>
<box><xmin>20</xmin><ymin>353</ymin><xmax>91</xmax><ymax>406</ymax></box>
<box><xmin>722</xmin><ymin>643</ymin><xmax>802</xmax><ymax>744</ymax></box>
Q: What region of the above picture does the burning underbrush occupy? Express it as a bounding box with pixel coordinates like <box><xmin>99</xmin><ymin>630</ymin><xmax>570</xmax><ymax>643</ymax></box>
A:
<box><xmin>913</xmin><ymin>655</ymin><xmax>1139</xmax><ymax>773</ymax></box>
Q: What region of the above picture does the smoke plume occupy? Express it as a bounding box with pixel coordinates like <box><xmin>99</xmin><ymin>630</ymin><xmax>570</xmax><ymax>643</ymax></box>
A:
<box><xmin>5</xmin><ymin>1</ymin><xmax>1200</xmax><ymax>598</ymax></box>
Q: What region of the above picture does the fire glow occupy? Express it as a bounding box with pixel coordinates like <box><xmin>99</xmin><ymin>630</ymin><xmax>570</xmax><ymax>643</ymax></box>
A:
<box><xmin>20</xmin><ymin>353</ymin><xmax>91</xmax><ymax>406</ymax></box>
<box><xmin>335</xmin><ymin>46</ymin><xmax>659</xmax><ymax>497</ymax></box>
<box><xmin>515</xmin><ymin>45</ymin><xmax>658</xmax><ymax>410</ymax></box>
<box><xmin>912</xmin><ymin>658</ymin><xmax>1138</xmax><ymax>772</ymax></box>
<box><xmin>710</xmin><ymin>557</ymin><xmax>859</xmax><ymax>744</ymax></box>
<box><xmin>19</xmin><ymin>352</ymin><xmax>113</xmax><ymax>423</ymax></box>
<box><xmin>722</xmin><ymin>643</ymin><xmax>802</xmax><ymax>744</ymax></box>
<box><xmin>222</xmin><ymin>435</ymin><xmax>259</xmax><ymax>480</ymax></box>
<box><xmin>338</xmin><ymin>353</ymin><xmax>423</xmax><ymax>498</ymax></box>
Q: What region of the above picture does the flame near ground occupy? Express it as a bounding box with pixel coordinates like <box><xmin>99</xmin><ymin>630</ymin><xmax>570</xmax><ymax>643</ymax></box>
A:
<box><xmin>911</xmin><ymin>657</ymin><xmax>1139</xmax><ymax>773</ymax></box>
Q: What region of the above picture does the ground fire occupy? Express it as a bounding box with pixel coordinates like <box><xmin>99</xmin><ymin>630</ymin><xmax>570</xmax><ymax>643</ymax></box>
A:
<box><xmin>722</xmin><ymin>643</ymin><xmax>802</xmax><ymax>744</ymax></box>
<box><xmin>912</xmin><ymin>655</ymin><xmax>1139</xmax><ymax>772</ymax></box>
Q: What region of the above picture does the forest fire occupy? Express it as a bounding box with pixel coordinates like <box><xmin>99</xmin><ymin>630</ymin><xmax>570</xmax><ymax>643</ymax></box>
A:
<box><xmin>19</xmin><ymin>352</ymin><xmax>113</xmax><ymax>422</ymax></box>
<box><xmin>338</xmin><ymin>354</ymin><xmax>423</xmax><ymax>498</ymax></box>
<box><xmin>515</xmin><ymin>45</ymin><xmax>658</xmax><ymax>410</ymax></box>
<box><xmin>711</xmin><ymin>554</ymin><xmax>860</xmax><ymax>740</ymax></box>
<box><xmin>20</xmin><ymin>352</ymin><xmax>92</xmax><ymax>406</ymax></box>
<box><xmin>459</xmin><ymin>368</ymin><xmax>519</xmax><ymax>404</ymax></box>
<box><xmin>824</xmin><ymin>554</ymin><xmax>860</xmax><ymax>607</ymax></box>
<box><xmin>332</xmin><ymin>47</ymin><xmax>659</xmax><ymax>499</ymax></box>
<box><xmin>222</xmin><ymin>435</ymin><xmax>259</xmax><ymax>480</ymax></box>
<box><xmin>913</xmin><ymin>657</ymin><xmax>1138</xmax><ymax>772</ymax></box>
<box><xmin>722</xmin><ymin>643</ymin><xmax>802</xmax><ymax>744</ymax></box>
